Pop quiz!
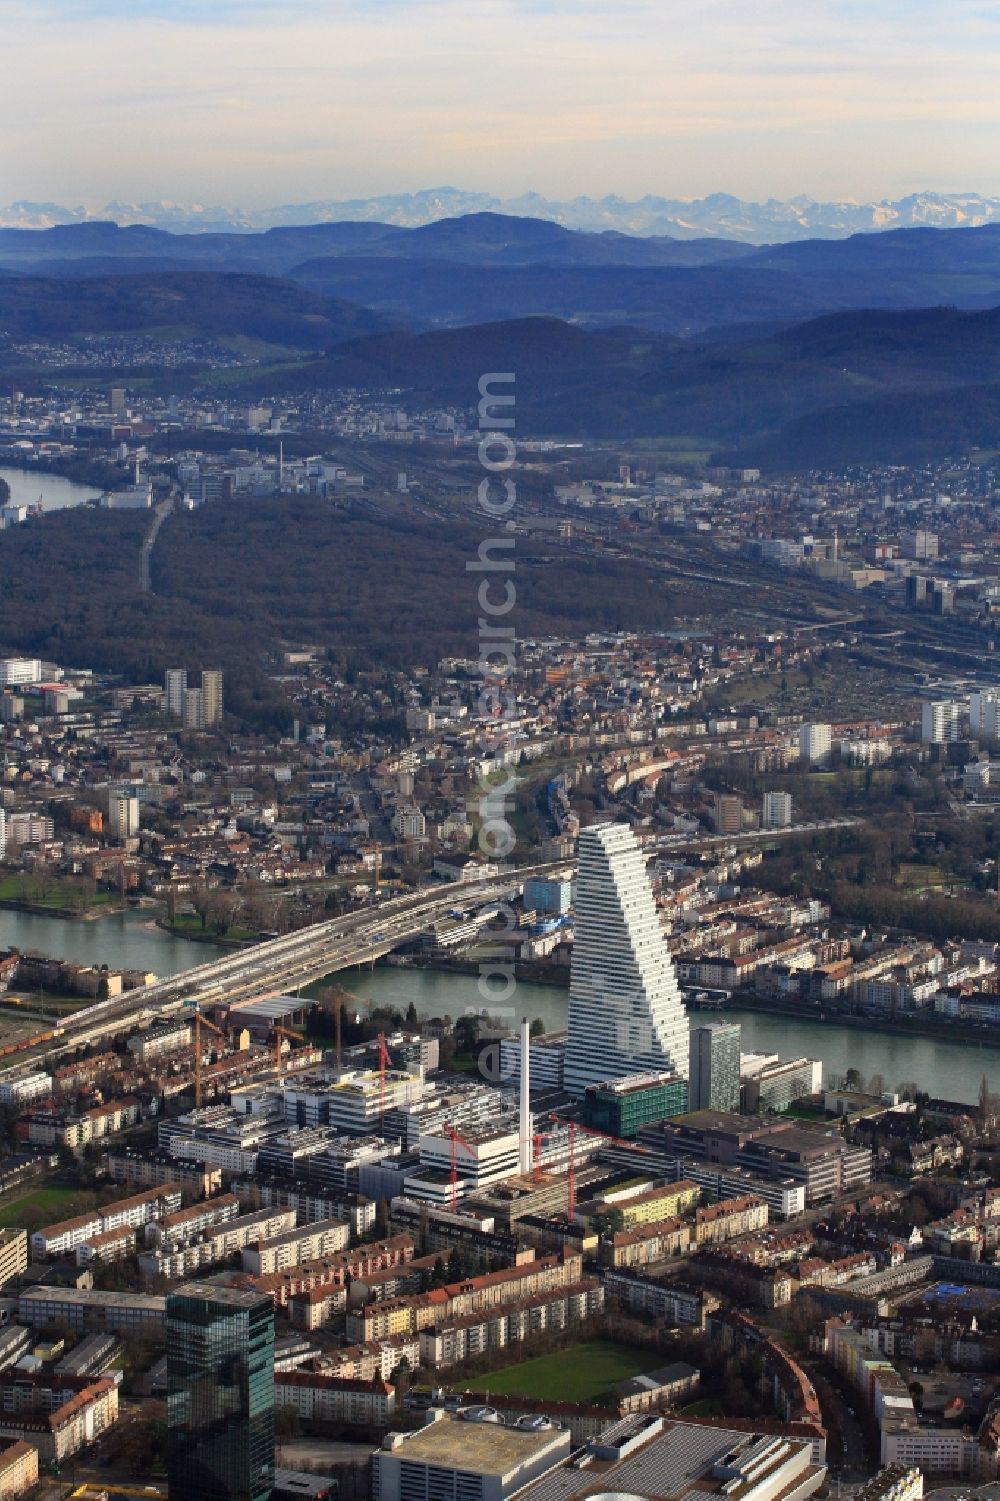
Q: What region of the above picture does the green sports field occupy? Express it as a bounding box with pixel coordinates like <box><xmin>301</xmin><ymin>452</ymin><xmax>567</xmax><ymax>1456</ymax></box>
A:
<box><xmin>476</xmin><ymin>1340</ymin><xmax>663</xmax><ymax>1403</ymax></box>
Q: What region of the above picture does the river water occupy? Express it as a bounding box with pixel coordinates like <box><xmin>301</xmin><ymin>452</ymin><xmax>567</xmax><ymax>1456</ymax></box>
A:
<box><xmin>0</xmin><ymin>902</ymin><xmax>994</xmax><ymax>1105</ymax></box>
<box><xmin>0</xmin><ymin>467</ymin><xmax>101</xmax><ymax>512</ymax></box>
<box><xmin>340</xmin><ymin>967</ymin><xmax>1000</xmax><ymax>1107</ymax></box>
<box><xmin>0</xmin><ymin>907</ymin><xmax>226</xmax><ymax>979</ymax></box>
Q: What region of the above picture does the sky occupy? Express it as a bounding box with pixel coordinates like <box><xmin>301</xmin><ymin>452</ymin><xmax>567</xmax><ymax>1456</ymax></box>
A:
<box><xmin>1</xmin><ymin>0</ymin><xmax>999</xmax><ymax>207</ymax></box>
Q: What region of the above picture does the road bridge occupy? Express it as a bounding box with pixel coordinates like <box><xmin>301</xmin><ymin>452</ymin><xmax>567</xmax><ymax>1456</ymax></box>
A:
<box><xmin>17</xmin><ymin>861</ymin><xmax>569</xmax><ymax>1063</ymax></box>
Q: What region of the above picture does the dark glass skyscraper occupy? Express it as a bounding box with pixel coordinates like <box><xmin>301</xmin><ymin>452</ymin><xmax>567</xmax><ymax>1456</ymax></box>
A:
<box><xmin>166</xmin><ymin>1282</ymin><xmax>274</xmax><ymax>1501</ymax></box>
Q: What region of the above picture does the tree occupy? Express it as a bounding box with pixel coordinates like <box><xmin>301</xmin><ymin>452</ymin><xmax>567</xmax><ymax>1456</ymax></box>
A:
<box><xmin>530</xmin><ymin>1018</ymin><xmax>545</xmax><ymax>1037</ymax></box>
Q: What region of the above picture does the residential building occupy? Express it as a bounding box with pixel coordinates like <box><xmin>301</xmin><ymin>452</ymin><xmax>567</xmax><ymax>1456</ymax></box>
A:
<box><xmin>713</xmin><ymin>793</ymin><xmax>744</xmax><ymax>835</ymax></box>
<box><xmin>391</xmin><ymin>806</ymin><xmax>426</xmax><ymax>840</ymax></box>
<box><xmin>274</xmin><ymin>1373</ymin><xmax>395</xmax><ymax>1428</ymax></box>
<box><xmin>0</xmin><ymin>1374</ymin><xmax>118</xmax><ymax>1464</ymax></box>
<box><xmin>799</xmin><ymin>724</ymin><xmax>832</xmax><ymax>765</ymax></box>
<box><xmin>762</xmin><ymin>791</ymin><xmax>793</xmax><ymax>829</ymax></box>
<box><xmin>201</xmin><ymin>669</ymin><xmax>224</xmax><ymax>726</ymax></box>
<box><xmin>166</xmin><ymin>1283</ymin><xmax>275</xmax><ymax>1501</ymax></box>
<box><xmin>921</xmin><ymin>700</ymin><xmax>966</xmax><ymax>745</ymax></box>
<box><xmin>0</xmin><ymin>1232</ymin><xmax>26</xmax><ymax>1289</ymax></box>
<box><xmin>165</xmin><ymin>668</ymin><xmax>187</xmax><ymax>717</ymax></box>
<box><xmin>241</xmin><ymin>1219</ymin><xmax>350</xmax><ymax>1277</ymax></box>
<box><xmin>0</xmin><ymin>1439</ymin><xmax>38</xmax><ymax>1498</ymax></box>
<box><xmin>108</xmin><ymin>792</ymin><xmax>140</xmax><ymax>842</ymax></box>
<box><xmin>565</xmin><ymin>823</ymin><xmax>689</xmax><ymax>1095</ymax></box>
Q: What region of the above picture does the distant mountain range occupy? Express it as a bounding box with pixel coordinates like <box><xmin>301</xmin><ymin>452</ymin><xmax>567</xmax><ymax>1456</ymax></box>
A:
<box><xmin>6</xmin><ymin>214</ymin><xmax>1000</xmax><ymax>338</ymax></box>
<box><xmin>5</xmin><ymin>189</ymin><xmax>1000</xmax><ymax>243</ymax></box>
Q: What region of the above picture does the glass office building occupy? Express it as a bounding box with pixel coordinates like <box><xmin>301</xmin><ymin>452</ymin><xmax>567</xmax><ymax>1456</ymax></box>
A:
<box><xmin>166</xmin><ymin>1281</ymin><xmax>274</xmax><ymax>1501</ymax></box>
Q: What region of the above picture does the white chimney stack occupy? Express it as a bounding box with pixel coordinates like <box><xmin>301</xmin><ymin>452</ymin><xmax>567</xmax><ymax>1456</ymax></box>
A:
<box><xmin>519</xmin><ymin>1015</ymin><xmax>532</xmax><ymax>1175</ymax></box>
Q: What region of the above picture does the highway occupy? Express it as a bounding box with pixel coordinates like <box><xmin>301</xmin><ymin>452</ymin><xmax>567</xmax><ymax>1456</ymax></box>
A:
<box><xmin>12</xmin><ymin>860</ymin><xmax>569</xmax><ymax>1065</ymax></box>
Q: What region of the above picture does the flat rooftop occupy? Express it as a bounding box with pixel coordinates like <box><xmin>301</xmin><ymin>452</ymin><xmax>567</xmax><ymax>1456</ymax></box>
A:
<box><xmin>388</xmin><ymin>1415</ymin><xmax>562</xmax><ymax>1474</ymax></box>
<box><xmin>169</xmin><ymin>1282</ymin><xmax>271</xmax><ymax>1310</ymax></box>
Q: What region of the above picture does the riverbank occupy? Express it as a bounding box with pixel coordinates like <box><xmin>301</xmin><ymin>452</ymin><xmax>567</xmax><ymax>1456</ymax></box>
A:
<box><xmin>380</xmin><ymin>956</ymin><xmax>1000</xmax><ymax>1052</ymax></box>
<box><xmin>343</xmin><ymin>963</ymin><xmax>997</xmax><ymax>1102</ymax></box>
<box><xmin>731</xmin><ymin>989</ymin><xmax>1000</xmax><ymax>1055</ymax></box>
<box><xmin>155</xmin><ymin>917</ymin><xmax>257</xmax><ymax>948</ymax></box>
<box><xmin>0</xmin><ymin>896</ymin><xmax>125</xmax><ymax>922</ymax></box>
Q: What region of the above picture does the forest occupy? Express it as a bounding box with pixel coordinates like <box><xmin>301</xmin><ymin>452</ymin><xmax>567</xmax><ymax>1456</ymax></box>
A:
<box><xmin>0</xmin><ymin>496</ymin><xmax>678</xmax><ymax>732</ymax></box>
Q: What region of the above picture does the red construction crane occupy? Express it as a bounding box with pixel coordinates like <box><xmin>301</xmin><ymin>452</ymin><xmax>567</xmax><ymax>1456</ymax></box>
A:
<box><xmin>377</xmin><ymin>1031</ymin><xmax>391</xmax><ymax>1129</ymax></box>
<box><xmin>444</xmin><ymin>1122</ymin><xmax>472</xmax><ymax>1212</ymax></box>
<box><xmin>538</xmin><ymin>1113</ymin><xmax>654</xmax><ymax>1221</ymax></box>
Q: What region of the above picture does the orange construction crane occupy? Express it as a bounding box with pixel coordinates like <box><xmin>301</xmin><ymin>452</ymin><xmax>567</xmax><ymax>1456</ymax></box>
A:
<box><xmin>322</xmin><ymin>984</ymin><xmax>376</xmax><ymax>1068</ymax></box>
<box><xmin>190</xmin><ymin>1005</ymin><xmax>228</xmax><ymax>1109</ymax></box>
<box><xmin>444</xmin><ymin>1121</ymin><xmax>472</xmax><ymax>1212</ymax></box>
<box><xmin>273</xmin><ymin>1023</ymin><xmax>306</xmax><ymax>1074</ymax></box>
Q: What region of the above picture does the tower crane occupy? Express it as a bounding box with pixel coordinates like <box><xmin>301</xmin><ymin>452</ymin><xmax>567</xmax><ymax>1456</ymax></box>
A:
<box><xmin>188</xmin><ymin>1004</ymin><xmax>228</xmax><ymax>1109</ymax></box>
<box><xmin>443</xmin><ymin>1121</ymin><xmax>473</xmax><ymax>1212</ymax></box>
<box><xmin>321</xmin><ymin>983</ymin><xmax>377</xmax><ymax>1068</ymax></box>
<box><xmin>273</xmin><ymin>1023</ymin><xmax>306</xmax><ymax>1074</ymax></box>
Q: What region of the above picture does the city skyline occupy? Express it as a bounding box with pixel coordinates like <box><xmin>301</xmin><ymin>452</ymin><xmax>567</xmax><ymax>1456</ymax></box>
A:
<box><xmin>2</xmin><ymin>0</ymin><xmax>999</xmax><ymax>206</ymax></box>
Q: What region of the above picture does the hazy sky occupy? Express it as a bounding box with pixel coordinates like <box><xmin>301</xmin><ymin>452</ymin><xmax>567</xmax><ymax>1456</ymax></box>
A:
<box><xmin>2</xmin><ymin>0</ymin><xmax>998</xmax><ymax>206</ymax></box>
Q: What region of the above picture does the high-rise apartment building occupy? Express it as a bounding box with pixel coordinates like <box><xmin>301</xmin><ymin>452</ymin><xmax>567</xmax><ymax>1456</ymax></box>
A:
<box><xmin>712</xmin><ymin>793</ymin><xmax>743</xmax><ymax>835</ymax></box>
<box><xmin>971</xmin><ymin>690</ymin><xmax>1000</xmax><ymax>740</ymax></box>
<box><xmin>761</xmin><ymin>791</ymin><xmax>793</xmax><ymax>829</ymax></box>
<box><xmin>564</xmin><ymin>823</ymin><xmax>689</xmax><ymax>1096</ymax></box>
<box><xmin>183</xmin><ymin>688</ymin><xmax>205</xmax><ymax>730</ymax></box>
<box><xmin>166</xmin><ymin>1282</ymin><xmax>275</xmax><ymax>1501</ymax></box>
<box><xmin>689</xmin><ymin>1022</ymin><xmax>742</xmax><ymax>1112</ymax></box>
<box><xmin>201</xmin><ymin>669</ymin><xmax>224</xmax><ymax>727</ymax></box>
<box><xmin>108</xmin><ymin>794</ymin><xmax>139</xmax><ymax>844</ymax></box>
<box><xmin>799</xmin><ymin>723</ymin><xmax>832</xmax><ymax>765</ymax></box>
<box><xmin>164</xmin><ymin>669</ymin><xmax>187</xmax><ymax>718</ymax></box>
<box><xmin>921</xmin><ymin>700</ymin><xmax>966</xmax><ymax>745</ymax></box>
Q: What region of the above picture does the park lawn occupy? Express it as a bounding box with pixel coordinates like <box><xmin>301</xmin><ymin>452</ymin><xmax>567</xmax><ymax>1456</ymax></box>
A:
<box><xmin>896</xmin><ymin>863</ymin><xmax>947</xmax><ymax>890</ymax></box>
<box><xmin>480</xmin><ymin>1341</ymin><xmax>663</xmax><ymax>1403</ymax></box>
<box><xmin>0</xmin><ymin>1185</ymin><xmax>96</xmax><ymax>1229</ymax></box>
<box><xmin>0</xmin><ymin>873</ymin><xmax>117</xmax><ymax>910</ymax></box>
<box><xmin>163</xmin><ymin>913</ymin><xmax>257</xmax><ymax>944</ymax></box>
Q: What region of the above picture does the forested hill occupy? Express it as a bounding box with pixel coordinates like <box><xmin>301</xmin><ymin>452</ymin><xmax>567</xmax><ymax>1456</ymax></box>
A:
<box><xmin>0</xmin><ymin>497</ymin><xmax>694</xmax><ymax>732</ymax></box>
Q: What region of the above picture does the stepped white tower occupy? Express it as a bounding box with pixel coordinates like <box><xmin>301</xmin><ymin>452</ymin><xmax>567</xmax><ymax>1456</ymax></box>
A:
<box><xmin>564</xmin><ymin>822</ymin><xmax>689</xmax><ymax>1096</ymax></box>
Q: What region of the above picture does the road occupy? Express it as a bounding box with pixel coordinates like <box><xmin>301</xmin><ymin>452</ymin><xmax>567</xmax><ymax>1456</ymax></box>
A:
<box><xmin>8</xmin><ymin>859</ymin><xmax>569</xmax><ymax>1066</ymax></box>
<box><xmin>799</xmin><ymin>1354</ymin><xmax>878</xmax><ymax>1483</ymax></box>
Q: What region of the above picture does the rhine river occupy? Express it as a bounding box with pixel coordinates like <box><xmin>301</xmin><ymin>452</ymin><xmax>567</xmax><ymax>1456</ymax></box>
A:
<box><xmin>0</xmin><ymin>903</ymin><xmax>995</xmax><ymax>1105</ymax></box>
<box><xmin>0</xmin><ymin>467</ymin><xmax>101</xmax><ymax>512</ymax></box>
<box><xmin>342</xmin><ymin>967</ymin><xmax>1000</xmax><ymax>1106</ymax></box>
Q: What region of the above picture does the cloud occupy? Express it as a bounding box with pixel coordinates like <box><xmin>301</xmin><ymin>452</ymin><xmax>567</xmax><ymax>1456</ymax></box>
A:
<box><xmin>0</xmin><ymin>0</ymin><xmax>997</xmax><ymax>203</ymax></box>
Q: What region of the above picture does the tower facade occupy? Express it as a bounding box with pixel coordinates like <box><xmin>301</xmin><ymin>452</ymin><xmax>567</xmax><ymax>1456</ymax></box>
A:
<box><xmin>689</xmin><ymin>1021</ymin><xmax>742</xmax><ymax>1113</ymax></box>
<box><xmin>164</xmin><ymin>668</ymin><xmax>187</xmax><ymax>718</ymax></box>
<box><xmin>166</xmin><ymin>1282</ymin><xmax>274</xmax><ymax>1501</ymax></box>
<box><xmin>564</xmin><ymin>823</ymin><xmax>689</xmax><ymax>1096</ymax></box>
<box><xmin>201</xmin><ymin>668</ymin><xmax>224</xmax><ymax>727</ymax></box>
